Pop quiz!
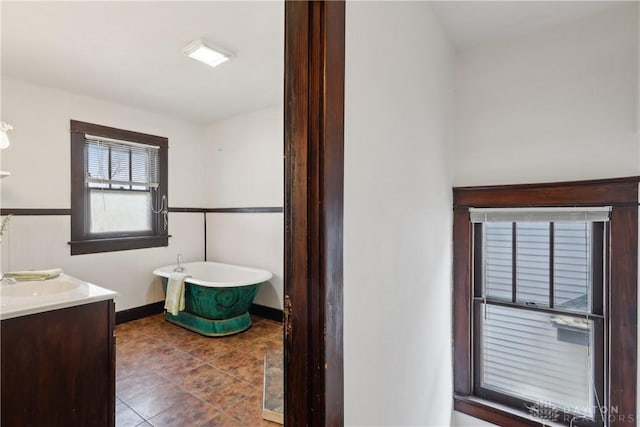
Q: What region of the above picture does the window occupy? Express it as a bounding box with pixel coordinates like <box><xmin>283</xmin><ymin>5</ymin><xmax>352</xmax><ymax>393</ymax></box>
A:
<box><xmin>473</xmin><ymin>208</ymin><xmax>607</xmax><ymax>425</ymax></box>
<box><xmin>70</xmin><ymin>120</ymin><xmax>168</xmax><ymax>255</ymax></box>
<box><xmin>453</xmin><ymin>178</ymin><xmax>637</xmax><ymax>427</ymax></box>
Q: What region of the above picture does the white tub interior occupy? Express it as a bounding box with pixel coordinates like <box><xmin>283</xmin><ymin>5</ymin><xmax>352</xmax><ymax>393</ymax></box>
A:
<box><xmin>153</xmin><ymin>261</ymin><xmax>272</xmax><ymax>288</ymax></box>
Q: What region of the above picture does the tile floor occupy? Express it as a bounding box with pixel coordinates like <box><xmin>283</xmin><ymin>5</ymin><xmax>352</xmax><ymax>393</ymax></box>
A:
<box><xmin>115</xmin><ymin>313</ymin><xmax>283</xmax><ymax>427</ymax></box>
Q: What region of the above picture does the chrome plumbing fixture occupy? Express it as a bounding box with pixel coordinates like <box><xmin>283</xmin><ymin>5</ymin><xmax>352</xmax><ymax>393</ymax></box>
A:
<box><xmin>174</xmin><ymin>253</ymin><xmax>185</xmax><ymax>272</ymax></box>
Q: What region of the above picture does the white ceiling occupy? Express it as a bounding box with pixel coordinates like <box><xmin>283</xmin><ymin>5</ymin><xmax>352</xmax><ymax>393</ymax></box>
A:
<box><xmin>1</xmin><ymin>1</ymin><xmax>628</xmax><ymax>125</ymax></box>
<box><xmin>430</xmin><ymin>1</ymin><xmax>628</xmax><ymax>51</ymax></box>
<box><xmin>1</xmin><ymin>1</ymin><xmax>284</xmax><ymax>125</ymax></box>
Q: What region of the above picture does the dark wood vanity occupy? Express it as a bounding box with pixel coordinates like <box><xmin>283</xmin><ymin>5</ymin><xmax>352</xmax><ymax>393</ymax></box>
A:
<box><xmin>1</xmin><ymin>299</ymin><xmax>115</xmax><ymax>426</ymax></box>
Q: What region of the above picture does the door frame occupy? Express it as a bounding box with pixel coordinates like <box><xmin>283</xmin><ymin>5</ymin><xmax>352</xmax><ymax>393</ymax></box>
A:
<box><xmin>283</xmin><ymin>1</ymin><xmax>345</xmax><ymax>425</ymax></box>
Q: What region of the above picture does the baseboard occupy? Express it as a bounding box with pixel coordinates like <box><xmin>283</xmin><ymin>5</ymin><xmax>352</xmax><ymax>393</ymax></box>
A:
<box><xmin>115</xmin><ymin>301</ymin><xmax>164</xmax><ymax>324</ymax></box>
<box><xmin>250</xmin><ymin>303</ymin><xmax>283</xmax><ymax>323</ymax></box>
<box><xmin>115</xmin><ymin>301</ymin><xmax>282</xmax><ymax>325</ymax></box>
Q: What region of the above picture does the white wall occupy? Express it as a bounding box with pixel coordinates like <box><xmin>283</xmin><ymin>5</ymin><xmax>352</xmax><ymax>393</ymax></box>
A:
<box><xmin>344</xmin><ymin>2</ymin><xmax>454</xmax><ymax>425</ymax></box>
<box><xmin>205</xmin><ymin>105</ymin><xmax>283</xmax><ymax>208</ymax></box>
<box><xmin>204</xmin><ymin>105</ymin><xmax>283</xmax><ymax>309</ymax></box>
<box><xmin>451</xmin><ymin>4</ymin><xmax>639</xmax><ymax>426</ymax></box>
<box><xmin>1</xmin><ymin>77</ymin><xmax>208</xmax><ymax>208</ymax></box>
<box><xmin>0</xmin><ymin>77</ymin><xmax>207</xmax><ymax>311</ymax></box>
<box><xmin>454</xmin><ymin>3</ymin><xmax>639</xmax><ymax>187</ymax></box>
<box><xmin>452</xmin><ymin>412</ymin><xmax>497</xmax><ymax>427</ymax></box>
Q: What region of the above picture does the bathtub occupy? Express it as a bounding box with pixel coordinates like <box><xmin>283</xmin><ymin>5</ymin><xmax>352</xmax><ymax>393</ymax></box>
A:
<box><xmin>153</xmin><ymin>261</ymin><xmax>272</xmax><ymax>336</ymax></box>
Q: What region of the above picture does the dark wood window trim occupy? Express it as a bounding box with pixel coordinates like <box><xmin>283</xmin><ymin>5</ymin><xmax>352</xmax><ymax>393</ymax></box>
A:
<box><xmin>453</xmin><ymin>176</ymin><xmax>638</xmax><ymax>427</ymax></box>
<box><xmin>70</xmin><ymin>120</ymin><xmax>168</xmax><ymax>255</ymax></box>
<box><xmin>0</xmin><ymin>209</ymin><xmax>72</xmax><ymax>216</ymax></box>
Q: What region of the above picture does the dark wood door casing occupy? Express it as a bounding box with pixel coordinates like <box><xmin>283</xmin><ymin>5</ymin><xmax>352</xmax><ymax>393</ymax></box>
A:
<box><xmin>284</xmin><ymin>1</ymin><xmax>345</xmax><ymax>426</ymax></box>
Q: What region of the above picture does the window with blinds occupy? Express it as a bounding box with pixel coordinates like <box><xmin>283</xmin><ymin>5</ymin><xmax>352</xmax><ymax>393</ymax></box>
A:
<box><xmin>84</xmin><ymin>136</ymin><xmax>160</xmax><ymax>234</ymax></box>
<box><xmin>471</xmin><ymin>207</ymin><xmax>608</xmax><ymax>426</ymax></box>
<box><xmin>70</xmin><ymin>120</ymin><xmax>168</xmax><ymax>255</ymax></box>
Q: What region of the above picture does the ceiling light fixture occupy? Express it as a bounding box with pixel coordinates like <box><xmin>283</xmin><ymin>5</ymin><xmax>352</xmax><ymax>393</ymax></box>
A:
<box><xmin>0</xmin><ymin>121</ymin><xmax>13</xmax><ymax>150</ymax></box>
<box><xmin>183</xmin><ymin>39</ymin><xmax>232</xmax><ymax>69</ymax></box>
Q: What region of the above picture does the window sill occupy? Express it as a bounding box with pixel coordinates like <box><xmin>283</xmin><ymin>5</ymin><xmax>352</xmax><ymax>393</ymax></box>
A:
<box><xmin>70</xmin><ymin>235</ymin><xmax>168</xmax><ymax>255</ymax></box>
<box><xmin>454</xmin><ymin>395</ymin><xmax>573</xmax><ymax>427</ymax></box>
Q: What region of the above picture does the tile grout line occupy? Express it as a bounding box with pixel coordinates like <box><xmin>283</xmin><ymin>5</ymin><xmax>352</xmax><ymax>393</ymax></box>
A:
<box><xmin>124</xmin><ymin>401</ymin><xmax>149</xmax><ymax>426</ymax></box>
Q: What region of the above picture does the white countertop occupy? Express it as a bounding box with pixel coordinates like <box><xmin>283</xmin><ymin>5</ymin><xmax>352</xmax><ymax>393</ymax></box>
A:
<box><xmin>0</xmin><ymin>273</ymin><xmax>118</xmax><ymax>320</ymax></box>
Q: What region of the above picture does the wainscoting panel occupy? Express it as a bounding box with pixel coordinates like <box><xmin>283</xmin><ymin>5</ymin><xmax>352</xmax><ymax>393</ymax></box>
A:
<box><xmin>0</xmin><ymin>212</ymin><xmax>203</xmax><ymax>312</ymax></box>
<box><xmin>205</xmin><ymin>212</ymin><xmax>284</xmax><ymax>310</ymax></box>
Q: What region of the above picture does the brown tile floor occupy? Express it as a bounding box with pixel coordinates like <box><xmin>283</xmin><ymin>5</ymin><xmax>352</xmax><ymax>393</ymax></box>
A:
<box><xmin>115</xmin><ymin>313</ymin><xmax>283</xmax><ymax>427</ymax></box>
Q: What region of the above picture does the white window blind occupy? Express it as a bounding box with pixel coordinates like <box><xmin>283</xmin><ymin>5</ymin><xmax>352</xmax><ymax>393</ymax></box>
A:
<box><xmin>84</xmin><ymin>135</ymin><xmax>160</xmax><ymax>189</ymax></box>
<box><xmin>470</xmin><ymin>207</ymin><xmax>611</xmax><ymax>223</ymax></box>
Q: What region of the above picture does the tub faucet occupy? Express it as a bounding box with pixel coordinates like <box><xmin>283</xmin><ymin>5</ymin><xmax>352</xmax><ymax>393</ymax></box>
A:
<box><xmin>174</xmin><ymin>253</ymin><xmax>185</xmax><ymax>272</ymax></box>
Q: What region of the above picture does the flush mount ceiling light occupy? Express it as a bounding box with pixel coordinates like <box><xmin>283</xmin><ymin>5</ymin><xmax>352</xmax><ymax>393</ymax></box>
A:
<box><xmin>183</xmin><ymin>39</ymin><xmax>233</xmax><ymax>69</ymax></box>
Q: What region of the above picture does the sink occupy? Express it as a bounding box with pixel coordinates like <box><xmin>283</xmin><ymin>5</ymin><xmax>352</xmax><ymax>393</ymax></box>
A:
<box><xmin>0</xmin><ymin>273</ymin><xmax>118</xmax><ymax>320</ymax></box>
<box><xmin>1</xmin><ymin>279</ymin><xmax>81</xmax><ymax>298</ymax></box>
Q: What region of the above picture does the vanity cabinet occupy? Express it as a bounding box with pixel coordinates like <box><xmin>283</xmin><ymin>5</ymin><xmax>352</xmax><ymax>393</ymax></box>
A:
<box><xmin>1</xmin><ymin>299</ymin><xmax>115</xmax><ymax>426</ymax></box>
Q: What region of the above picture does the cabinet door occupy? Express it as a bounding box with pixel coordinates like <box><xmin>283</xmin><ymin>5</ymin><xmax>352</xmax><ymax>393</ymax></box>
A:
<box><xmin>1</xmin><ymin>300</ymin><xmax>115</xmax><ymax>427</ymax></box>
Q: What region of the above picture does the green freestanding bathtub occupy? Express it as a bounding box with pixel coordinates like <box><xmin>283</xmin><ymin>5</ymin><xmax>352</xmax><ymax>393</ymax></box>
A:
<box><xmin>153</xmin><ymin>261</ymin><xmax>272</xmax><ymax>336</ymax></box>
